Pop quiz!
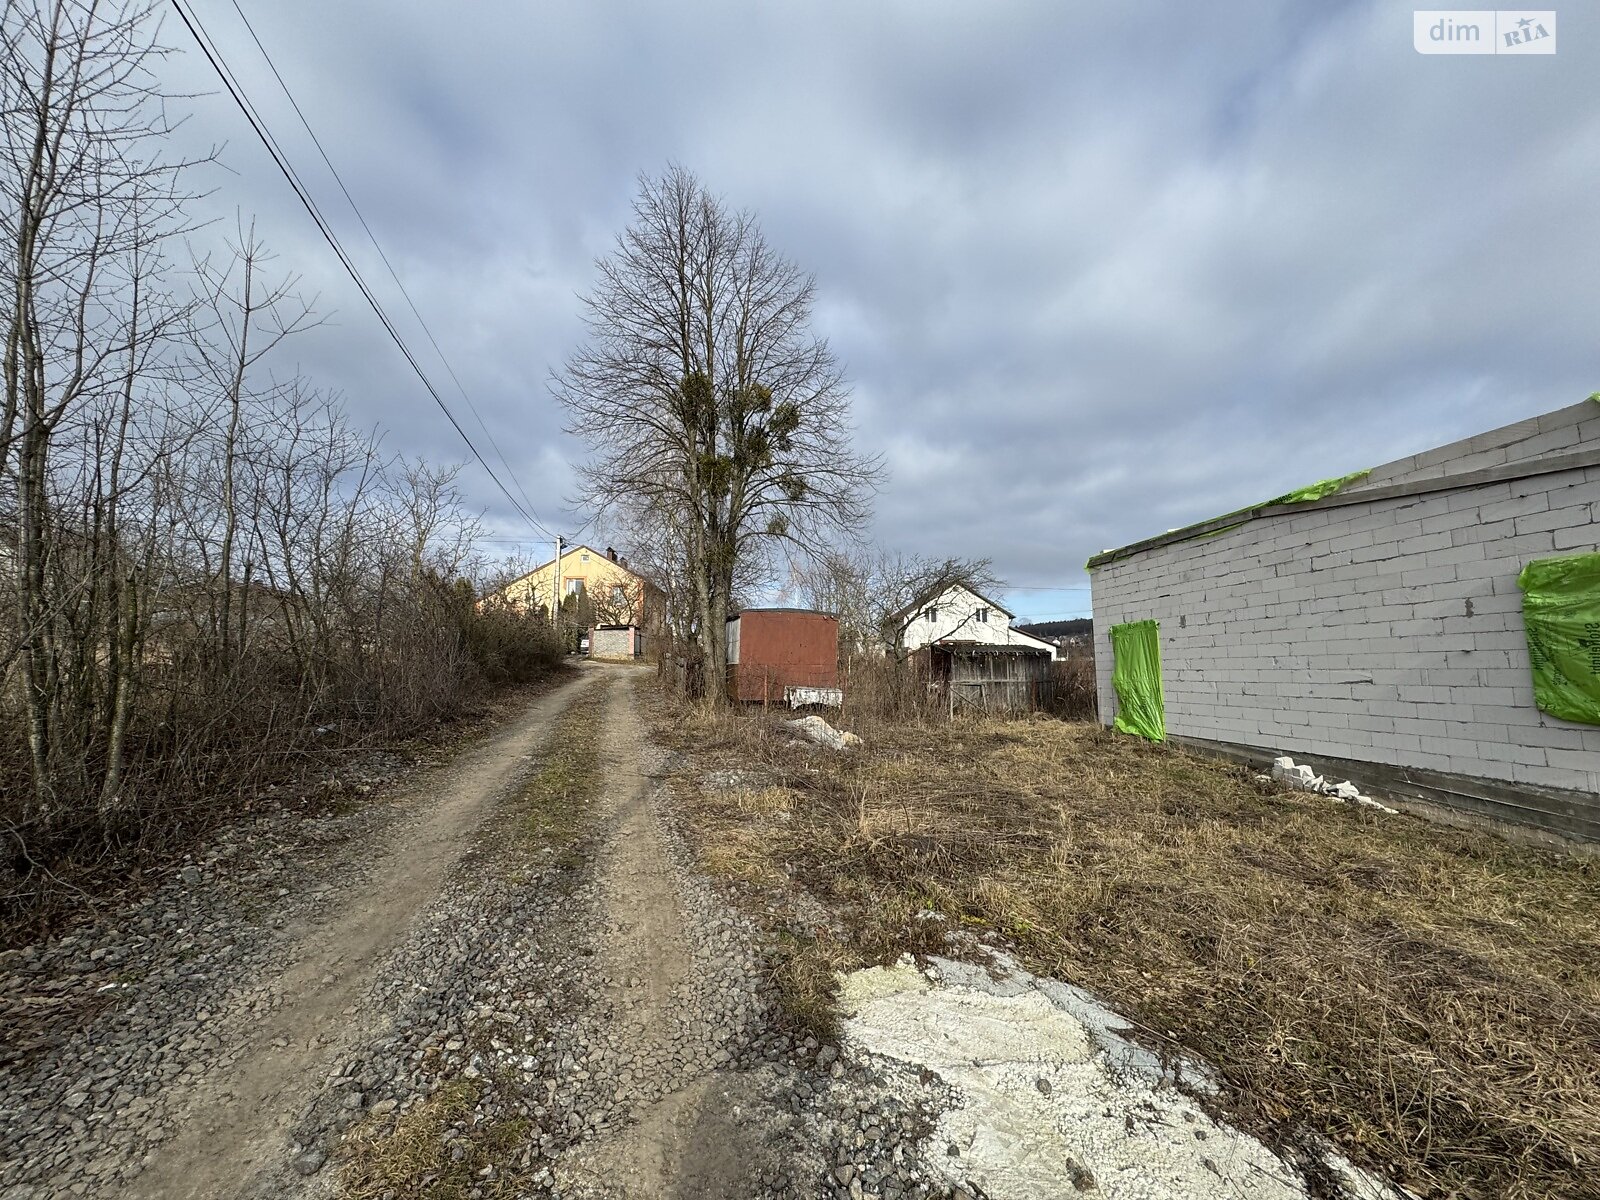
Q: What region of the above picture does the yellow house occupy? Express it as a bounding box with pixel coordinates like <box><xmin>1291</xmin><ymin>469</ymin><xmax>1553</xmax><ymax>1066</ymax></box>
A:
<box><xmin>495</xmin><ymin>544</ymin><xmax>662</xmax><ymax>629</ymax></box>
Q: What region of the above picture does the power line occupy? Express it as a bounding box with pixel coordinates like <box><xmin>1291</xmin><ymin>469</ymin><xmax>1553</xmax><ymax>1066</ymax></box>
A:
<box><xmin>222</xmin><ymin>0</ymin><xmax>551</xmax><ymax>535</ymax></box>
<box><xmin>169</xmin><ymin>0</ymin><xmax>558</xmax><ymax>543</ymax></box>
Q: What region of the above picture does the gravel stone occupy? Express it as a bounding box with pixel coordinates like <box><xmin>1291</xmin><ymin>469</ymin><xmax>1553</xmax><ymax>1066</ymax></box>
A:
<box><xmin>0</xmin><ymin>683</ymin><xmax>969</xmax><ymax>1199</ymax></box>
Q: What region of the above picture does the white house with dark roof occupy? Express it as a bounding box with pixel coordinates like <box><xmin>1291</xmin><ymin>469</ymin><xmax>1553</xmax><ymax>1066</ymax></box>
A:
<box><xmin>889</xmin><ymin>583</ymin><xmax>1058</xmax><ymax>660</ymax></box>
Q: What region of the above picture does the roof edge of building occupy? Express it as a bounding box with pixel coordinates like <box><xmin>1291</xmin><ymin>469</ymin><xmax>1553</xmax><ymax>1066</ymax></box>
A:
<box><xmin>1089</xmin><ymin>443</ymin><xmax>1600</xmax><ymax>571</ymax></box>
<box><xmin>726</xmin><ymin>607</ymin><xmax>839</xmax><ymax>620</ymax></box>
<box><xmin>886</xmin><ymin>581</ymin><xmax>1015</xmax><ymax>626</ymax></box>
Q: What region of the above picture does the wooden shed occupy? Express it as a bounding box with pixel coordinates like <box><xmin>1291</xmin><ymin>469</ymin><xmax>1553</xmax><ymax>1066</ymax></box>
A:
<box><xmin>725</xmin><ymin>608</ymin><xmax>841</xmax><ymax>705</ymax></box>
<box><xmin>922</xmin><ymin>640</ymin><xmax>1055</xmax><ymax>714</ymax></box>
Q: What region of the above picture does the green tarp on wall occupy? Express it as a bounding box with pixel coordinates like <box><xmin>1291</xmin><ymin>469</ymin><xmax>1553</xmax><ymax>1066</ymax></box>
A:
<box><xmin>1111</xmin><ymin>620</ymin><xmax>1165</xmax><ymax>741</ymax></box>
<box><xmin>1518</xmin><ymin>553</ymin><xmax>1600</xmax><ymax>726</ymax></box>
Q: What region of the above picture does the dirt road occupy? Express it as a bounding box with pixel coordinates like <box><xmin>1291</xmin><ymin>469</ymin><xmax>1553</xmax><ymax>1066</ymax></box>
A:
<box><xmin>128</xmin><ymin>669</ymin><xmax>603</xmax><ymax>1199</ymax></box>
<box><xmin>1</xmin><ymin>670</ymin><xmax>599</xmax><ymax>1197</ymax></box>
<box><xmin>2</xmin><ymin>668</ymin><xmax>1023</xmax><ymax>1200</ymax></box>
<box><xmin>123</xmin><ymin>678</ymin><xmax>601</xmax><ymax>1200</ymax></box>
<box><xmin>548</xmin><ymin>673</ymin><xmax>772</xmax><ymax>1197</ymax></box>
<box><xmin>0</xmin><ymin>667</ymin><xmax>928</xmax><ymax>1200</ymax></box>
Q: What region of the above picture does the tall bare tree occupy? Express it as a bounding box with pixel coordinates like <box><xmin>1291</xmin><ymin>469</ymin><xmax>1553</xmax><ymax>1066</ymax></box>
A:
<box><xmin>555</xmin><ymin>166</ymin><xmax>881</xmax><ymax>698</ymax></box>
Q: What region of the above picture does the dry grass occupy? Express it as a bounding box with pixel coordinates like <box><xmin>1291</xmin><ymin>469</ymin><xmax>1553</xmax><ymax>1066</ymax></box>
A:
<box><xmin>340</xmin><ymin>1079</ymin><xmax>530</xmax><ymax>1199</ymax></box>
<box><xmin>768</xmin><ymin>926</ymin><xmax>856</xmax><ymax>1037</ymax></box>
<box><xmin>662</xmin><ymin>699</ymin><xmax>1600</xmax><ymax>1200</ymax></box>
<box><xmin>507</xmin><ymin>681</ymin><xmax>608</xmax><ymax>872</ymax></box>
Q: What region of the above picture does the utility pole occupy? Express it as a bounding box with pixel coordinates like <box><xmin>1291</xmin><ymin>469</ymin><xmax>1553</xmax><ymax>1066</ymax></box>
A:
<box><xmin>553</xmin><ymin>535</ymin><xmax>564</xmax><ymax>630</ymax></box>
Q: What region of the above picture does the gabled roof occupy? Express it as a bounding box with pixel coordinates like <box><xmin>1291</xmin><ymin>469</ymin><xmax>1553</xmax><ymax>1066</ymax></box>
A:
<box><xmin>886</xmin><ymin>580</ymin><xmax>1014</xmax><ymax>627</ymax></box>
<box><xmin>500</xmin><ymin>544</ymin><xmax>658</xmax><ymax>591</ymax></box>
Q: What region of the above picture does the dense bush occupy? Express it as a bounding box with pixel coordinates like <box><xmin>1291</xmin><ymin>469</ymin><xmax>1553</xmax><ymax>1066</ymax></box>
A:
<box><xmin>455</xmin><ymin>589</ymin><xmax>567</xmax><ymax>686</ymax></box>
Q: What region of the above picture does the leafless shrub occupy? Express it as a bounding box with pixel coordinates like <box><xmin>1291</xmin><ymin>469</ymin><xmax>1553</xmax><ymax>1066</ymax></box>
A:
<box><xmin>1050</xmin><ymin>655</ymin><xmax>1098</xmax><ymax>721</ymax></box>
<box><xmin>837</xmin><ymin>652</ymin><xmax>939</xmax><ymax>732</ymax></box>
<box><xmin>0</xmin><ymin>1</ymin><xmax>562</xmax><ymax>933</ymax></box>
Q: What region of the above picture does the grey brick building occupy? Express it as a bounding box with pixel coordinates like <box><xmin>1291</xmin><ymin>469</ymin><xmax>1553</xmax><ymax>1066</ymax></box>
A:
<box><xmin>1089</xmin><ymin>399</ymin><xmax>1600</xmax><ymax>840</ymax></box>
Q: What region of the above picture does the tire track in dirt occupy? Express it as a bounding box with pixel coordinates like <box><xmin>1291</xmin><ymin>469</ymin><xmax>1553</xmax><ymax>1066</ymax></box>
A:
<box><xmin>124</xmin><ymin>669</ymin><xmax>600</xmax><ymax>1200</ymax></box>
<box><xmin>553</xmin><ymin>671</ymin><xmax>768</xmax><ymax>1198</ymax></box>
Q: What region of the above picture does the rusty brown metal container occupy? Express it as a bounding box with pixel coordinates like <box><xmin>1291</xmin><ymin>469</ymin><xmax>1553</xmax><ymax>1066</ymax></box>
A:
<box><xmin>724</xmin><ymin>608</ymin><xmax>840</xmax><ymax>703</ymax></box>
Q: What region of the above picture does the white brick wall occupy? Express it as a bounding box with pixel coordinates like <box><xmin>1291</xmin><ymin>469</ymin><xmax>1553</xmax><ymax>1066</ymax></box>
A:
<box><xmin>1091</xmin><ymin>404</ymin><xmax>1600</xmax><ymax>796</ymax></box>
<box><xmin>1348</xmin><ymin>400</ymin><xmax>1598</xmax><ymax>492</ymax></box>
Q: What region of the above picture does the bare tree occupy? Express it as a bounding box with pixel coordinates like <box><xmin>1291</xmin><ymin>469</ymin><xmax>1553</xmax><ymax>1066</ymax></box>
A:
<box><xmin>187</xmin><ymin>225</ymin><xmax>319</xmax><ymax>678</ymax></box>
<box><xmin>555</xmin><ymin>165</ymin><xmax>882</xmax><ymax>698</ymax></box>
<box><xmin>1</xmin><ymin>0</ymin><xmax>203</xmax><ymax>820</ymax></box>
<box><xmin>389</xmin><ymin>458</ymin><xmax>482</xmax><ymax>584</ymax></box>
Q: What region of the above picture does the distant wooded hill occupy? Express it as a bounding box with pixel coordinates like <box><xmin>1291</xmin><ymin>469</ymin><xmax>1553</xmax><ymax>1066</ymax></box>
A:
<box><xmin>1016</xmin><ymin>618</ymin><xmax>1092</xmax><ymax>639</ymax></box>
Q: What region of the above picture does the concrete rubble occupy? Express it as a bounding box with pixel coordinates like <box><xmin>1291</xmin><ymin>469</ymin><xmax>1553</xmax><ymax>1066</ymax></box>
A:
<box><xmin>786</xmin><ymin>715</ymin><xmax>863</xmax><ymax>752</ymax></box>
<box><xmin>1270</xmin><ymin>757</ymin><xmax>1397</xmax><ymax>814</ymax></box>
<box><xmin>837</xmin><ymin>951</ymin><xmax>1415</xmax><ymax>1200</ymax></box>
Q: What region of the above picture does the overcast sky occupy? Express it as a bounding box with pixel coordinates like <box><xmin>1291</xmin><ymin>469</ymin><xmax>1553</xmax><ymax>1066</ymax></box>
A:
<box><xmin>166</xmin><ymin>1</ymin><xmax>1598</xmax><ymax>622</ymax></box>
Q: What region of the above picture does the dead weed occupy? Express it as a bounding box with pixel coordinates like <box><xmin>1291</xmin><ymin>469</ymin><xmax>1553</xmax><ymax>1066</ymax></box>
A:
<box><xmin>339</xmin><ymin>1079</ymin><xmax>530</xmax><ymax>1199</ymax></box>
<box><xmin>661</xmin><ymin>698</ymin><xmax>1600</xmax><ymax>1200</ymax></box>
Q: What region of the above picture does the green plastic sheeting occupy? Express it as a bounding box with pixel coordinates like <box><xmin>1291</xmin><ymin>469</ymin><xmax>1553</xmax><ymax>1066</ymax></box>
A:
<box><xmin>1110</xmin><ymin>620</ymin><xmax>1165</xmax><ymax>741</ymax></box>
<box><xmin>1089</xmin><ymin>470</ymin><xmax>1375</xmax><ymax>569</ymax></box>
<box><xmin>1267</xmin><ymin>469</ymin><xmax>1371</xmax><ymax>507</ymax></box>
<box><xmin>1518</xmin><ymin>553</ymin><xmax>1600</xmax><ymax>726</ymax></box>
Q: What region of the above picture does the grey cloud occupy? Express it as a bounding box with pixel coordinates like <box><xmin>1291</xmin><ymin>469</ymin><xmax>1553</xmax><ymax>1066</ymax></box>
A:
<box><xmin>157</xmin><ymin>0</ymin><xmax>1599</xmax><ymax>615</ymax></box>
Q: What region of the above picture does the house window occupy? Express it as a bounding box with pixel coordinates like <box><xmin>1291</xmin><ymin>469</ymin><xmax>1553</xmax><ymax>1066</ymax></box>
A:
<box><xmin>580</xmin><ymin>552</ymin><xmax>589</xmax><ymax>563</ymax></box>
<box><xmin>565</xmin><ymin>579</ymin><xmax>584</xmax><ymax>597</ymax></box>
<box><xmin>923</xmin><ymin>606</ymin><xmax>938</xmax><ymax>623</ymax></box>
<box><xmin>975</xmin><ymin>607</ymin><xmax>989</xmax><ymax>623</ymax></box>
<box><xmin>611</xmin><ymin>585</ymin><xmax>627</xmax><ymax>607</ymax></box>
